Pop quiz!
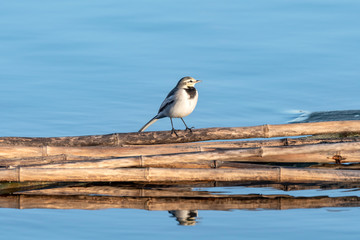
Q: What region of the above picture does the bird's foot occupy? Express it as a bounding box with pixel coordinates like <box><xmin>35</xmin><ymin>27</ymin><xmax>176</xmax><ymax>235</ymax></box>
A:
<box><xmin>185</xmin><ymin>127</ymin><xmax>194</xmax><ymax>132</ymax></box>
<box><xmin>171</xmin><ymin>128</ymin><xmax>179</xmax><ymax>137</ymax></box>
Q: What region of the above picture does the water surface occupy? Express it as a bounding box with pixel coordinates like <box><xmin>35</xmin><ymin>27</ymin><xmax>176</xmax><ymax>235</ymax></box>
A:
<box><xmin>0</xmin><ymin>0</ymin><xmax>360</xmax><ymax>239</ymax></box>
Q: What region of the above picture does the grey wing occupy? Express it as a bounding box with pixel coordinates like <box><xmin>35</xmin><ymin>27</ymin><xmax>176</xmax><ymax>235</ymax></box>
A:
<box><xmin>165</xmin><ymin>87</ymin><xmax>177</xmax><ymax>99</ymax></box>
<box><xmin>158</xmin><ymin>87</ymin><xmax>177</xmax><ymax>114</ymax></box>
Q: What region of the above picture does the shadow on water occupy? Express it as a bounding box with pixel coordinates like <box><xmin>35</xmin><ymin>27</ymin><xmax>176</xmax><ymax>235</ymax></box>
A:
<box><xmin>1</xmin><ymin>181</ymin><xmax>359</xmax><ymax>225</ymax></box>
<box><xmin>289</xmin><ymin>110</ymin><xmax>360</xmax><ymax>123</ymax></box>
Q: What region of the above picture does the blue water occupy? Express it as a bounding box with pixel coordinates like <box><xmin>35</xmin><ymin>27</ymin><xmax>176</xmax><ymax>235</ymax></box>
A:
<box><xmin>1</xmin><ymin>0</ymin><xmax>360</xmax><ymax>239</ymax></box>
<box><xmin>1</xmin><ymin>207</ymin><xmax>359</xmax><ymax>240</ymax></box>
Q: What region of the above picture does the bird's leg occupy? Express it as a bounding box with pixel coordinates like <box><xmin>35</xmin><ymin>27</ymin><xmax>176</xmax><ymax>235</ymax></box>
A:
<box><xmin>181</xmin><ymin>118</ymin><xmax>194</xmax><ymax>132</ymax></box>
<box><xmin>170</xmin><ymin>118</ymin><xmax>178</xmax><ymax>136</ymax></box>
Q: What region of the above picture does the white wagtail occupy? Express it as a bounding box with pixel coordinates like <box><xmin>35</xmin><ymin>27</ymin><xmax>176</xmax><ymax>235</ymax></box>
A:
<box><xmin>138</xmin><ymin>76</ymin><xmax>201</xmax><ymax>135</ymax></box>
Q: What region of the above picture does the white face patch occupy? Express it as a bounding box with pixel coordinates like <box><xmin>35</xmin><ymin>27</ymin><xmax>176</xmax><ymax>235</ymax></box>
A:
<box><xmin>185</xmin><ymin>79</ymin><xmax>196</xmax><ymax>87</ymax></box>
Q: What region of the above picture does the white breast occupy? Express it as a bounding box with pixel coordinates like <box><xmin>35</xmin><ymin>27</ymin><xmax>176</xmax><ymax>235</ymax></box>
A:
<box><xmin>166</xmin><ymin>89</ymin><xmax>198</xmax><ymax>118</ymax></box>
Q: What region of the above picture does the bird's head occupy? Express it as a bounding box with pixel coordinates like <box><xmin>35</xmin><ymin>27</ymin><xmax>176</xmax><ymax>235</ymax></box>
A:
<box><xmin>177</xmin><ymin>76</ymin><xmax>201</xmax><ymax>88</ymax></box>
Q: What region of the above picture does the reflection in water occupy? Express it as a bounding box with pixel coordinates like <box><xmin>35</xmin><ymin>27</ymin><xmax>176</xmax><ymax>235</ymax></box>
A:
<box><xmin>168</xmin><ymin>210</ymin><xmax>198</xmax><ymax>226</ymax></box>
<box><xmin>0</xmin><ymin>182</ymin><xmax>360</xmax><ymax>226</ymax></box>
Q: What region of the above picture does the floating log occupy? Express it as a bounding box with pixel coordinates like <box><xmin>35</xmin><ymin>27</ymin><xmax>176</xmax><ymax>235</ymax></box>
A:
<box><xmin>1</xmin><ymin>137</ymin><xmax>358</xmax><ymax>161</ymax></box>
<box><xmin>9</xmin><ymin>141</ymin><xmax>357</xmax><ymax>169</ymax></box>
<box><xmin>0</xmin><ymin>154</ymin><xmax>97</xmax><ymax>167</ymax></box>
<box><xmin>0</xmin><ymin>120</ymin><xmax>359</xmax><ymax>146</ymax></box>
<box><xmin>0</xmin><ymin>121</ymin><xmax>359</xmax><ymax>185</ymax></box>
<box><xmin>1</xmin><ymin>167</ymin><xmax>360</xmax><ymax>183</ymax></box>
<box><xmin>1</xmin><ymin>140</ymin><xmax>359</xmax><ymax>168</ymax></box>
<box><xmin>1</xmin><ymin>194</ymin><xmax>359</xmax><ymax>211</ymax></box>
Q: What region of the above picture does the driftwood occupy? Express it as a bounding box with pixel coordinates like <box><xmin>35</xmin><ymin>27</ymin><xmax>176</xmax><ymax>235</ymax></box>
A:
<box><xmin>1</xmin><ymin>167</ymin><xmax>360</xmax><ymax>183</ymax></box>
<box><xmin>1</xmin><ymin>194</ymin><xmax>359</xmax><ymax>211</ymax></box>
<box><xmin>0</xmin><ymin>120</ymin><xmax>359</xmax><ymax>147</ymax></box>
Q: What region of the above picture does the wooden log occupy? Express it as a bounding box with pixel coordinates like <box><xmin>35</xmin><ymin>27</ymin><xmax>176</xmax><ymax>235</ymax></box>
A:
<box><xmin>18</xmin><ymin>141</ymin><xmax>360</xmax><ymax>169</ymax></box>
<box><xmin>243</xmin><ymin>152</ymin><xmax>357</xmax><ymax>163</ymax></box>
<box><xmin>29</xmin><ymin>160</ymin><xmax>271</xmax><ymax>170</ymax></box>
<box><xmin>1</xmin><ymin>155</ymin><xmax>218</xmax><ymax>169</ymax></box>
<box><xmin>1</xmin><ymin>167</ymin><xmax>360</xmax><ymax>183</ymax></box>
<box><xmin>0</xmin><ymin>154</ymin><xmax>97</xmax><ymax>167</ymax></box>
<box><xmin>1</xmin><ymin>137</ymin><xmax>358</xmax><ymax>160</ymax></box>
<box><xmin>0</xmin><ymin>120</ymin><xmax>359</xmax><ymax>146</ymax></box>
<box><xmin>2</xmin><ymin>194</ymin><xmax>359</xmax><ymax>210</ymax></box>
<box><xmin>0</xmin><ymin>168</ymin><xmax>277</xmax><ymax>182</ymax></box>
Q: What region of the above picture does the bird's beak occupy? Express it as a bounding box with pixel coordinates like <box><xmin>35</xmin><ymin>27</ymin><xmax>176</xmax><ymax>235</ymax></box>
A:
<box><xmin>196</xmin><ymin>80</ymin><xmax>201</xmax><ymax>83</ymax></box>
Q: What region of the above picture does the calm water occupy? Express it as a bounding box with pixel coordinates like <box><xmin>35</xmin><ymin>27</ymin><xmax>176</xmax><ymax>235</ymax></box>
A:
<box><xmin>1</xmin><ymin>0</ymin><xmax>360</xmax><ymax>239</ymax></box>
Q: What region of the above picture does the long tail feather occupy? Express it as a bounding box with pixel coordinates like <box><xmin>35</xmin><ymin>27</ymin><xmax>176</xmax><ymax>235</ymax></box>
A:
<box><xmin>138</xmin><ymin>116</ymin><xmax>158</xmax><ymax>132</ymax></box>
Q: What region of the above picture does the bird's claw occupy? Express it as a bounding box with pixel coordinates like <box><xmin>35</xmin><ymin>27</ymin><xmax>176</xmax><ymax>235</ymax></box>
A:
<box><xmin>185</xmin><ymin>127</ymin><xmax>194</xmax><ymax>132</ymax></box>
<box><xmin>171</xmin><ymin>128</ymin><xmax>179</xmax><ymax>137</ymax></box>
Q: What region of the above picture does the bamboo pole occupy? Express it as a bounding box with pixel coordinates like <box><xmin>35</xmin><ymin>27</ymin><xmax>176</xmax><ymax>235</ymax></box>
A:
<box><xmin>1</xmin><ymin>137</ymin><xmax>358</xmax><ymax>160</ymax></box>
<box><xmin>0</xmin><ymin>154</ymin><xmax>97</xmax><ymax>167</ymax></box>
<box><xmin>1</xmin><ymin>194</ymin><xmax>359</xmax><ymax>210</ymax></box>
<box><xmin>1</xmin><ymin>167</ymin><xmax>360</xmax><ymax>182</ymax></box>
<box><xmin>0</xmin><ymin>120</ymin><xmax>359</xmax><ymax>146</ymax></box>
<box><xmin>0</xmin><ymin>137</ymin><xmax>359</xmax><ymax>160</ymax></box>
<box><xmin>15</xmin><ymin>141</ymin><xmax>359</xmax><ymax>169</ymax></box>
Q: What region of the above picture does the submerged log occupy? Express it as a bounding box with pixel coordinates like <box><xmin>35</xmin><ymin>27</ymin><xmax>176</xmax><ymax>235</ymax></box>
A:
<box><xmin>1</xmin><ymin>167</ymin><xmax>360</xmax><ymax>183</ymax></box>
<box><xmin>0</xmin><ymin>120</ymin><xmax>359</xmax><ymax>146</ymax></box>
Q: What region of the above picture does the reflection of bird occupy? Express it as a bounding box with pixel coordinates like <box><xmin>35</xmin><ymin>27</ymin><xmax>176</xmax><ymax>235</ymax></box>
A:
<box><xmin>138</xmin><ymin>76</ymin><xmax>201</xmax><ymax>136</ymax></box>
<box><xmin>168</xmin><ymin>210</ymin><xmax>198</xmax><ymax>226</ymax></box>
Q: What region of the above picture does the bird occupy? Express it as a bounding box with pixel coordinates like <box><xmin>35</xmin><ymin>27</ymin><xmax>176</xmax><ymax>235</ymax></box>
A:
<box><xmin>138</xmin><ymin>76</ymin><xmax>201</xmax><ymax>135</ymax></box>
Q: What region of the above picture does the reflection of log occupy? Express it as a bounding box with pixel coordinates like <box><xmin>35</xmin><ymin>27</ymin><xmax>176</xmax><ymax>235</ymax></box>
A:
<box><xmin>1</xmin><ymin>194</ymin><xmax>359</xmax><ymax>210</ymax></box>
<box><xmin>18</xmin><ymin>186</ymin><xmax>216</xmax><ymax>197</ymax></box>
<box><xmin>1</xmin><ymin>167</ymin><xmax>360</xmax><ymax>182</ymax></box>
<box><xmin>0</xmin><ymin>121</ymin><xmax>359</xmax><ymax>146</ymax></box>
<box><xmin>0</xmin><ymin>182</ymin><xmax>57</xmax><ymax>195</ymax></box>
<box><xmin>5</xmin><ymin>181</ymin><xmax>359</xmax><ymax>195</ymax></box>
<box><xmin>17</xmin><ymin>182</ymin><xmax>360</xmax><ymax>198</ymax></box>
